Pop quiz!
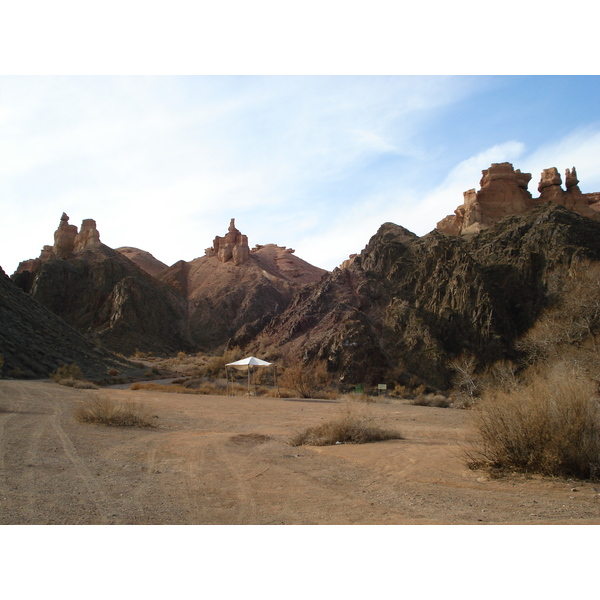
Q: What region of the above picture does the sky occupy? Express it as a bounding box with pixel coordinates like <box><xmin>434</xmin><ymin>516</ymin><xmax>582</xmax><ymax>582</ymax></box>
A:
<box><xmin>2</xmin><ymin>74</ymin><xmax>600</xmax><ymax>276</ymax></box>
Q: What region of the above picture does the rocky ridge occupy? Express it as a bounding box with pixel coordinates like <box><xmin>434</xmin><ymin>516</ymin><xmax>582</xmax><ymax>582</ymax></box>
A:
<box><xmin>253</xmin><ymin>203</ymin><xmax>600</xmax><ymax>388</ymax></box>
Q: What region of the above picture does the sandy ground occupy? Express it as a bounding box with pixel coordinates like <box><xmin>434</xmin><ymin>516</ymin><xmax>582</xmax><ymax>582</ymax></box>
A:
<box><xmin>1</xmin><ymin>379</ymin><xmax>600</xmax><ymax>525</ymax></box>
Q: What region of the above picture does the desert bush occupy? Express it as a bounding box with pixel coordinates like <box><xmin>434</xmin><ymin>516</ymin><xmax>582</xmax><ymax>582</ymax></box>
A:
<box><xmin>411</xmin><ymin>394</ymin><xmax>452</xmax><ymax>408</ymax></box>
<box><xmin>51</xmin><ymin>363</ymin><xmax>84</xmax><ymax>383</ymax></box>
<box><xmin>517</xmin><ymin>262</ymin><xmax>600</xmax><ymax>368</ymax></box>
<box><xmin>195</xmin><ymin>351</ymin><xmax>240</xmax><ymax>378</ymax></box>
<box><xmin>289</xmin><ymin>402</ymin><xmax>402</xmax><ymax>446</ymax></box>
<box><xmin>279</xmin><ymin>360</ymin><xmax>334</xmax><ymax>399</ymax></box>
<box><xmin>466</xmin><ymin>364</ymin><xmax>600</xmax><ymax>479</ymax></box>
<box><xmin>74</xmin><ymin>395</ymin><xmax>156</xmax><ymax>427</ymax></box>
<box><xmin>449</xmin><ymin>354</ymin><xmax>479</xmax><ymax>398</ymax></box>
<box><xmin>58</xmin><ymin>378</ymin><xmax>99</xmax><ymax>389</ymax></box>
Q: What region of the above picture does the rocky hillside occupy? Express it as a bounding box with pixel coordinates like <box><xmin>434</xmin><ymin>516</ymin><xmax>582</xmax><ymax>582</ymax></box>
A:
<box><xmin>12</xmin><ymin>214</ymin><xmax>191</xmax><ymax>355</ymax></box>
<box><xmin>0</xmin><ymin>265</ymin><xmax>136</xmax><ymax>379</ymax></box>
<box><xmin>115</xmin><ymin>247</ymin><xmax>169</xmax><ymax>277</ymax></box>
<box><xmin>252</xmin><ymin>203</ymin><xmax>600</xmax><ymax>389</ymax></box>
<box><xmin>154</xmin><ymin>221</ymin><xmax>326</xmax><ymax>350</ymax></box>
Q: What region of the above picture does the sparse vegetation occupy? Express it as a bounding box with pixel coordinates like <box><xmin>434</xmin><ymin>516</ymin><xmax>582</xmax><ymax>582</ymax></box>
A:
<box><xmin>411</xmin><ymin>394</ymin><xmax>452</xmax><ymax>408</ymax></box>
<box><xmin>58</xmin><ymin>378</ymin><xmax>99</xmax><ymax>389</ymax></box>
<box><xmin>279</xmin><ymin>360</ymin><xmax>334</xmax><ymax>399</ymax></box>
<box><xmin>289</xmin><ymin>401</ymin><xmax>402</xmax><ymax>446</ymax></box>
<box><xmin>74</xmin><ymin>395</ymin><xmax>156</xmax><ymax>427</ymax></box>
<box><xmin>466</xmin><ymin>363</ymin><xmax>600</xmax><ymax>479</ymax></box>
<box><xmin>130</xmin><ymin>381</ymin><xmax>231</xmax><ymax>395</ymax></box>
<box><xmin>51</xmin><ymin>363</ymin><xmax>84</xmax><ymax>383</ymax></box>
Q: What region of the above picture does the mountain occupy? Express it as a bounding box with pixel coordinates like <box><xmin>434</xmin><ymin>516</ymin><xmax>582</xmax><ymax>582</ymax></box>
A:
<box><xmin>12</xmin><ymin>215</ymin><xmax>326</xmax><ymax>356</ymax></box>
<box><xmin>0</xmin><ymin>265</ymin><xmax>136</xmax><ymax>379</ymax></box>
<box><xmin>251</xmin><ymin>203</ymin><xmax>600</xmax><ymax>389</ymax></box>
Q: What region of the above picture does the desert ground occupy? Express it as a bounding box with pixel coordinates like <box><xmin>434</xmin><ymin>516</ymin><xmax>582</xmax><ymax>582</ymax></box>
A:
<box><xmin>1</xmin><ymin>379</ymin><xmax>600</xmax><ymax>525</ymax></box>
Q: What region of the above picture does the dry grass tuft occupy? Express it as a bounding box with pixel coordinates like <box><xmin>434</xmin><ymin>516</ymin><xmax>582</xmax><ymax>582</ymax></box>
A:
<box><xmin>466</xmin><ymin>363</ymin><xmax>600</xmax><ymax>479</ymax></box>
<box><xmin>289</xmin><ymin>401</ymin><xmax>402</xmax><ymax>446</ymax></box>
<box><xmin>130</xmin><ymin>381</ymin><xmax>228</xmax><ymax>395</ymax></box>
<box><xmin>74</xmin><ymin>395</ymin><xmax>156</xmax><ymax>428</ymax></box>
<box><xmin>58</xmin><ymin>378</ymin><xmax>99</xmax><ymax>390</ymax></box>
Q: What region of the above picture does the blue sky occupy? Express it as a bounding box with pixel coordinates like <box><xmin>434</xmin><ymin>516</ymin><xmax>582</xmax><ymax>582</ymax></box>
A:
<box><xmin>2</xmin><ymin>75</ymin><xmax>600</xmax><ymax>275</ymax></box>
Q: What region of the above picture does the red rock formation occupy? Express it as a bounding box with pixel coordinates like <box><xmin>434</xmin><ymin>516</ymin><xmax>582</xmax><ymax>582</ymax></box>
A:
<box><xmin>437</xmin><ymin>163</ymin><xmax>600</xmax><ymax>236</ymax></box>
<box><xmin>74</xmin><ymin>219</ymin><xmax>101</xmax><ymax>252</ymax></box>
<box><xmin>205</xmin><ymin>219</ymin><xmax>250</xmax><ymax>266</ymax></box>
<box><xmin>16</xmin><ymin>214</ymin><xmax>102</xmax><ymax>273</ymax></box>
<box><xmin>53</xmin><ymin>212</ymin><xmax>78</xmax><ymax>258</ymax></box>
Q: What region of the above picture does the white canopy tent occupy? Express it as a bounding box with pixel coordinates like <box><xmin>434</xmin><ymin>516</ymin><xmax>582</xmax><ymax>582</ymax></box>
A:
<box><xmin>225</xmin><ymin>356</ymin><xmax>276</xmax><ymax>396</ymax></box>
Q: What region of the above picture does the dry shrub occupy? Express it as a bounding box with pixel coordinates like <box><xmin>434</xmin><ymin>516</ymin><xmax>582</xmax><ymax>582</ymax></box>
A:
<box><xmin>466</xmin><ymin>364</ymin><xmax>600</xmax><ymax>479</ymax></box>
<box><xmin>279</xmin><ymin>360</ymin><xmax>334</xmax><ymax>399</ymax></box>
<box><xmin>289</xmin><ymin>401</ymin><xmax>402</xmax><ymax>446</ymax></box>
<box><xmin>517</xmin><ymin>262</ymin><xmax>600</xmax><ymax>370</ymax></box>
<box><xmin>58</xmin><ymin>378</ymin><xmax>98</xmax><ymax>390</ymax></box>
<box><xmin>74</xmin><ymin>395</ymin><xmax>156</xmax><ymax>428</ymax></box>
<box><xmin>411</xmin><ymin>394</ymin><xmax>452</xmax><ymax>408</ymax></box>
<box><xmin>130</xmin><ymin>382</ymin><xmax>227</xmax><ymax>396</ymax></box>
<box><xmin>51</xmin><ymin>363</ymin><xmax>83</xmax><ymax>383</ymax></box>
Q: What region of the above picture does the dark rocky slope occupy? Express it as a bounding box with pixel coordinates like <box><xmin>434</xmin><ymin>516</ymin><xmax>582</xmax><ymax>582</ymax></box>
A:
<box><xmin>12</xmin><ymin>244</ymin><xmax>191</xmax><ymax>356</ymax></box>
<box><xmin>252</xmin><ymin>204</ymin><xmax>600</xmax><ymax>389</ymax></box>
<box><xmin>0</xmin><ymin>266</ymin><xmax>135</xmax><ymax>379</ymax></box>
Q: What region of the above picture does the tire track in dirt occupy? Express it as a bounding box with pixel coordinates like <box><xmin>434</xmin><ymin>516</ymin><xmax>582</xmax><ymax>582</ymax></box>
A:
<box><xmin>5</xmin><ymin>382</ymin><xmax>113</xmax><ymax>523</ymax></box>
<box><xmin>182</xmin><ymin>433</ymin><xmax>260</xmax><ymax>524</ymax></box>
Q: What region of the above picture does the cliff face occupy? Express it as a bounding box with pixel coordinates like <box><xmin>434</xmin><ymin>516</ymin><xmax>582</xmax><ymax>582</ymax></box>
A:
<box><xmin>254</xmin><ymin>204</ymin><xmax>600</xmax><ymax>389</ymax></box>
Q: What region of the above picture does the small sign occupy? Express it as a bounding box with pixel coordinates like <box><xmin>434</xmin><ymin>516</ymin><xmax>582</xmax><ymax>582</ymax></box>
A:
<box><xmin>378</xmin><ymin>384</ymin><xmax>387</xmax><ymax>390</ymax></box>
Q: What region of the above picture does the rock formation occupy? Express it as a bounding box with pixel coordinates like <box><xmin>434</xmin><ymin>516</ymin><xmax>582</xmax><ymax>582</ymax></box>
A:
<box><xmin>205</xmin><ymin>219</ymin><xmax>250</xmax><ymax>266</ymax></box>
<box><xmin>437</xmin><ymin>163</ymin><xmax>600</xmax><ymax>236</ymax></box>
<box><xmin>74</xmin><ymin>218</ymin><xmax>101</xmax><ymax>252</ymax></box>
<box><xmin>53</xmin><ymin>212</ymin><xmax>79</xmax><ymax>258</ymax></box>
<box><xmin>16</xmin><ymin>213</ymin><xmax>102</xmax><ymax>272</ymax></box>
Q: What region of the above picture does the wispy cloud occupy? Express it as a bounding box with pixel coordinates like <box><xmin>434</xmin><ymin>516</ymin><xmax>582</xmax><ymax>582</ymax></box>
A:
<box><xmin>2</xmin><ymin>76</ymin><xmax>600</xmax><ymax>275</ymax></box>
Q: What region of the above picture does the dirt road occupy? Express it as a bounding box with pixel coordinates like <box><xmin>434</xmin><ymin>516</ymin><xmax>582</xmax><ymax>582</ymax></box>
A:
<box><xmin>1</xmin><ymin>380</ymin><xmax>600</xmax><ymax>525</ymax></box>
